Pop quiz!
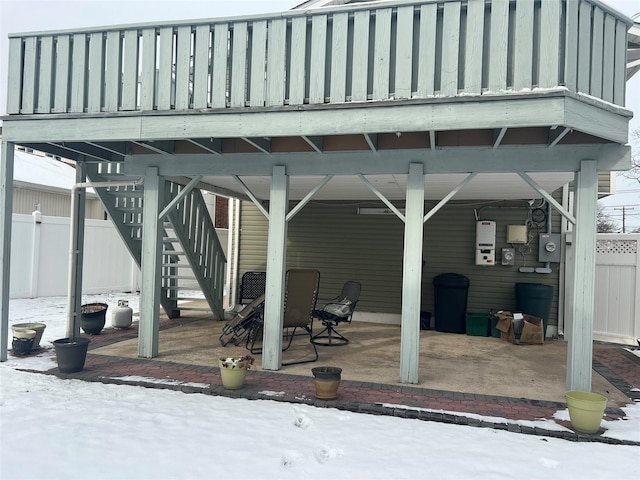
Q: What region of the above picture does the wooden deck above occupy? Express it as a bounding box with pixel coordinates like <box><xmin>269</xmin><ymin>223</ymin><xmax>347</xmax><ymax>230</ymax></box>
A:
<box><xmin>6</xmin><ymin>0</ymin><xmax>632</xmax><ymax>118</ymax></box>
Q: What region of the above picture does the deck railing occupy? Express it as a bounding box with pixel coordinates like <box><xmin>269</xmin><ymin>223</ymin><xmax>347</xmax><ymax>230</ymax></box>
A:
<box><xmin>6</xmin><ymin>0</ymin><xmax>631</xmax><ymax>116</ymax></box>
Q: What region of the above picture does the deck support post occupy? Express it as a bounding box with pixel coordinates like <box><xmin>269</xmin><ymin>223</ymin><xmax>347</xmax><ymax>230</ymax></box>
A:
<box><xmin>139</xmin><ymin>167</ymin><xmax>164</xmax><ymax>358</ymax></box>
<box><xmin>262</xmin><ymin>166</ymin><xmax>288</xmax><ymax>370</ymax></box>
<box><xmin>400</xmin><ymin>163</ymin><xmax>425</xmax><ymax>383</ymax></box>
<box><xmin>0</xmin><ymin>142</ymin><xmax>15</xmax><ymax>362</ymax></box>
<box><xmin>567</xmin><ymin>160</ymin><xmax>598</xmax><ymax>391</ymax></box>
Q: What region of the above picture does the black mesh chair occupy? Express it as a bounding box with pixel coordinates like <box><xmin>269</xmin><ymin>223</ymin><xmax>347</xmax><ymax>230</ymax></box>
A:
<box><xmin>311</xmin><ymin>281</ymin><xmax>361</xmax><ymax>346</ymax></box>
<box><xmin>238</xmin><ymin>271</ymin><xmax>266</xmax><ymax>305</ymax></box>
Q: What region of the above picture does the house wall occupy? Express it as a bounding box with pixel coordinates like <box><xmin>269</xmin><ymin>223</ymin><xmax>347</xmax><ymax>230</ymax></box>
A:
<box><xmin>238</xmin><ymin>195</ymin><xmax>562</xmax><ymax>329</ymax></box>
<box><xmin>13</xmin><ymin>185</ymin><xmax>105</xmax><ymax>219</ymax></box>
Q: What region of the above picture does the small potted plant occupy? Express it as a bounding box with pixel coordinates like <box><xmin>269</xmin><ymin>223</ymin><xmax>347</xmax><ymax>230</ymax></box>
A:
<box><xmin>218</xmin><ymin>355</ymin><xmax>254</xmax><ymax>389</ymax></box>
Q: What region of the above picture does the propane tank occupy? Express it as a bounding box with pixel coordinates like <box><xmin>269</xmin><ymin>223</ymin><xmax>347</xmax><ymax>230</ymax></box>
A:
<box><xmin>111</xmin><ymin>300</ymin><xmax>133</xmax><ymax>329</ymax></box>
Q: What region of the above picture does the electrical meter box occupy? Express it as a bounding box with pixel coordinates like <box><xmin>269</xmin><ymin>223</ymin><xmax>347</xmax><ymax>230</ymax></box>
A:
<box><xmin>476</xmin><ymin>221</ymin><xmax>496</xmax><ymax>249</ymax></box>
<box><xmin>539</xmin><ymin>233</ymin><xmax>561</xmax><ymax>262</ymax></box>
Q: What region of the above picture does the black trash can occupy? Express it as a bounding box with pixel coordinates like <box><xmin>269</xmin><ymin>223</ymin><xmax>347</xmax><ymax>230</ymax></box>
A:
<box><xmin>433</xmin><ymin>273</ymin><xmax>470</xmax><ymax>334</ymax></box>
<box><xmin>514</xmin><ymin>283</ymin><xmax>553</xmax><ymax>337</ymax></box>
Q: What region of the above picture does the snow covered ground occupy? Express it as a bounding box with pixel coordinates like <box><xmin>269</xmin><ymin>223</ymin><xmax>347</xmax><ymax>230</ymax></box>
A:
<box><xmin>1</xmin><ymin>293</ymin><xmax>639</xmax><ymax>479</ymax></box>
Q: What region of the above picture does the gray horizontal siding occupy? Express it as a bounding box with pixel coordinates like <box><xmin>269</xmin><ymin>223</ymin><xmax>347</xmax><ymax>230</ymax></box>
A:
<box><xmin>238</xmin><ymin>195</ymin><xmax>561</xmax><ymax>327</ymax></box>
<box><xmin>13</xmin><ymin>186</ymin><xmax>105</xmax><ymax>219</ymax></box>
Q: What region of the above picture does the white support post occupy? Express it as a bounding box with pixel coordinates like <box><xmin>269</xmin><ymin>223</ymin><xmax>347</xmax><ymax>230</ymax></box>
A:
<box><xmin>567</xmin><ymin>160</ymin><xmax>597</xmax><ymax>392</ymax></box>
<box><xmin>262</xmin><ymin>166</ymin><xmax>288</xmax><ymax>370</ymax></box>
<box><xmin>0</xmin><ymin>142</ymin><xmax>15</xmax><ymax>362</ymax></box>
<box><xmin>139</xmin><ymin>167</ymin><xmax>164</xmax><ymax>358</ymax></box>
<box><xmin>29</xmin><ymin>209</ymin><xmax>42</xmax><ymax>298</ymax></box>
<box><xmin>400</xmin><ymin>163</ymin><xmax>425</xmax><ymax>383</ymax></box>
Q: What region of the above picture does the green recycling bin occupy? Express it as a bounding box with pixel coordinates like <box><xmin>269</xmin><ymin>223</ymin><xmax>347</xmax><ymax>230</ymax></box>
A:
<box><xmin>514</xmin><ymin>283</ymin><xmax>553</xmax><ymax>337</ymax></box>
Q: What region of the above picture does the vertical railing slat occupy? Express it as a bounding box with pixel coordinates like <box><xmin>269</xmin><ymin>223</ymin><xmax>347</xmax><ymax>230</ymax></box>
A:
<box><xmin>464</xmin><ymin>0</ymin><xmax>485</xmax><ymax>94</ymax></box>
<box><xmin>373</xmin><ymin>8</ymin><xmax>392</xmax><ymax>101</ymax></box>
<box><xmin>193</xmin><ymin>24</ymin><xmax>211</xmax><ymax>109</ymax></box>
<box><xmin>601</xmin><ymin>15</ymin><xmax>616</xmax><ymax>103</ymax></box>
<box><xmin>122</xmin><ymin>30</ymin><xmax>140</xmax><ymax>110</ymax></box>
<box><xmin>288</xmin><ymin>17</ymin><xmax>307</xmax><ymax>105</ymax></box>
<box><xmin>394</xmin><ymin>6</ymin><xmax>414</xmax><ymax>99</ymax></box>
<box><xmin>267</xmin><ymin>18</ymin><xmax>287</xmax><ymax>106</ymax></box>
<box><xmin>157</xmin><ymin>27</ymin><xmax>174</xmax><ymax>110</ymax></box>
<box><xmin>175</xmin><ymin>26</ymin><xmax>192</xmax><ymax>110</ymax></box>
<box><xmin>330</xmin><ymin>12</ymin><xmax>349</xmax><ymax>103</ymax></box>
<box><xmin>140</xmin><ymin>28</ymin><xmax>157</xmax><ymax>111</ymax></box>
<box><xmin>590</xmin><ymin>8</ymin><xmax>604</xmax><ymax>99</ymax></box>
<box><xmin>613</xmin><ymin>20</ymin><xmax>627</xmax><ymax>106</ymax></box>
<box><xmin>37</xmin><ymin>36</ymin><xmax>54</xmax><ymax>113</ymax></box>
<box><xmin>417</xmin><ymin>3</ymin><xmax>437</xmax><ymax>97</ymax></box>
<box><xmin>104</xmin><ymin>31</ymin><xmax>121</xmax><ymax>112</ymax></box>
<box><xmin>488</xmin><ymin>0</ymin><xmax>508</xmax><ymax>92</ymax></box>
<box><xmin>539</xmin><ymin>0</ymin><xmax>561</xmax><ymax>88</ymax></box>
<box><xmin>7</xmin><ymin>37</ymin><xmax>24</xmax><ymax>114</ymax></box>
<box><xmin>70</xmin><ymin>33</ymin><xmax>87</xmax><ymax>113</ymax></box>
<box><xmin>249</xmin><ymin>21</ymin><xmax>267</xmax><ymax>107</ymax></box>
<box><xmin>212</xmin><ymin>23</ymin><xmax>230</xmax><ymax>108</ymax></box>
<box><xmin>440</xmin><ymin>2</ymin><xmax>461</xmax><ymax>96</ymax></box>
<box><xmin>53</xmin><ymin>35</ymin><xmax>70</xmax><ymax>113</ymax></box>
<box><xmin>513</xmin><ymin>0</ymin><xmax>534</xmax><ymax>91</ymax></box>
<box><xmin>351</xmin><ymin>10</ymin><xmax>370</xmax><ymax>102</ymax></box>
<box><xmin>309</xmin><ymin>15</ymin><xmax>327</xmax><ymax>104</ymax></box>
<box><xmin>577</xmin><ymin>1</ymin><xmax>592</xmax><ymax>94</ymax></box>
<box><xmin>230</xmin><ymin>23</ymin><xmax>248</xmax><ymax>108</ymax></box>
<box><xmin>21</xmin><ymin>37</ymin><xmax>37</xmax><ymax>114</ymax></box>
<box><xmin>564</xmin><ymin>0</ymin><xmax>579</xmax><ymax>92</ymax></box>
<box><xmin>87</xmin><ymin>33</ymin><xmax>104</xmax><ymax>113</ymax></box>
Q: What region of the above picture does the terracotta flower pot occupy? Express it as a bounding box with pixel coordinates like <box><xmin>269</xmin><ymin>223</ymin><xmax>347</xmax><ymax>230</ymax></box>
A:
<box><xmin>311</xmin><ymin>366</ymin><xmax>342</xmax><ymax>400</ymax></box>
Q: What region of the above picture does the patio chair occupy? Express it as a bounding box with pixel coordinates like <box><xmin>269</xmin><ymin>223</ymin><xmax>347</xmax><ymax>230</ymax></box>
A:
<box><xmin>311</xmin><ymin>281</ymin><xmax>361</xmax><ymax>346</ymax></box>
<box><xmin>247</xmin><ymin>269</ymin><xmax>320</xmax><ymax>365</ymax></box>
<box><xmin>219</xmin><ymin>294</ymin><xmax>265</xmax><ymax>346</ymax></box>
<box><xmin>238</xmin><ymin>271</ymin><xmax>266</xmax><ymax>305</ymax></box>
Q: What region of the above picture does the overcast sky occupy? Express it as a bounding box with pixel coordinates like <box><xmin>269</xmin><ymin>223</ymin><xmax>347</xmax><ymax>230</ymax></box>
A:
<box><xmin>0</xmin><ymin>0</ymin><xmax>638</xmax><ymax>226</ymax></box>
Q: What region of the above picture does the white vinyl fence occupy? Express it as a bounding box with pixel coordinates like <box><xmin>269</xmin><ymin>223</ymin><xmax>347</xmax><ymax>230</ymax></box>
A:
<box><xmin>10</xmin><ymin>212</ymin><xmax>140</xmax><ymax>299</ymax></box>
<box><xmin>594</xmin><ymin>234</ymin><xmax>640</xmax><ymax>346</ymax></box>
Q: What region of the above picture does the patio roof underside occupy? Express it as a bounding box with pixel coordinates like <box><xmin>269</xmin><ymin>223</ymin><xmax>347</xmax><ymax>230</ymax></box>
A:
<box><xmin>2</xmin><ymin>90</ymin><xmax>631</xmax><ymax>201</ymax></box>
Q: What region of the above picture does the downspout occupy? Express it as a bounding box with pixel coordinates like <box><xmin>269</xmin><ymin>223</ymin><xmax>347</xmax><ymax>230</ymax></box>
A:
<box><xmin>228</xmin><ymin>198</ymin><xmax>241</xmax><ymax>311</ymax></box>
<box><xmin>66</xmin><ymin>178</ymin><xmax>143</xmax><ymax>340</ymax></box>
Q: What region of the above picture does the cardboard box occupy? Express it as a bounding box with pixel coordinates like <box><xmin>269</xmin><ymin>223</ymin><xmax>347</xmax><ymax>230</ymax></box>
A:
<box><xmin>495</xmin><ymin>311</ymin><xmax>544</xmax><ymax>345</ymax></box>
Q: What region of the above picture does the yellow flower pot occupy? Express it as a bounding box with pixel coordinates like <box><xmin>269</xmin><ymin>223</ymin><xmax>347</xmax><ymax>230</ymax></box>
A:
<box><xmin>565</xmin><ymin>391</ymin><xmax>608</xmax><ymax>434</ymax></box>
<box><xmin>219</xmin><ymin>356</ymin><xmax>252</xmax><ymax>389</ymax></box>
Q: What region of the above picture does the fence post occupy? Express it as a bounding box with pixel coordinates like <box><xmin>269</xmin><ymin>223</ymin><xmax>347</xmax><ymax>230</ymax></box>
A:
<box><xmin>29</xmin><ymin>210</ymin><xmax>42</xmax><ymax>298</ymax></box>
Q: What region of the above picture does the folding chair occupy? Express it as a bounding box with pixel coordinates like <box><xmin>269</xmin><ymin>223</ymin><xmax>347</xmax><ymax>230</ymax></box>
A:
<box><xmin>219</xmin><ymin>294</ymin><xmax>265</xmax><ymax>346</ymax></box>
<box><xmin>247</xmin><ymin>269</ymin><xmax>320</xmax><ymax>365</ymax></box>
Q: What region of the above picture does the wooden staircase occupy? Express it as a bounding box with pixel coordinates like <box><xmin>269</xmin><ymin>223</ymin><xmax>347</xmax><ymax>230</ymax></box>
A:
<box><xmin>85</xmin><ymin>162</ymin><xmax>226</xmax><ymax>319</ymax></box>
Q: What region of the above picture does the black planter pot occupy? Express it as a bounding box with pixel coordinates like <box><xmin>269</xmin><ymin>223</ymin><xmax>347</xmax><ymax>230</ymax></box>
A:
<box><xmin>80</xmin><ymin>303</ymin><xmax>108</xmax><ymax>335</ymax></box>
<box><xmin>53</xmin><ymin>337</ymin><xmax>90</xmax><ymax>373</ymax></box>
<box><xmin>12</xmin><ymin>337</ymin><xmax>34</xmax><ymax>355</ymax></box>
